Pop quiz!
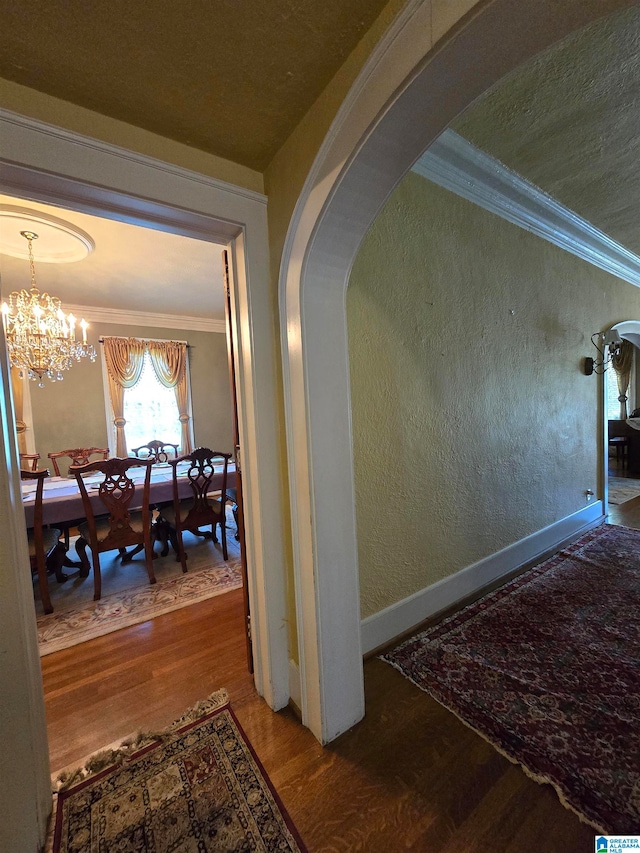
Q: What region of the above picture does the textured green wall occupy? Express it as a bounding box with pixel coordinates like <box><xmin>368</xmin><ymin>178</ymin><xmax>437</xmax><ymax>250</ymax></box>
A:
<box><xmin>28</xmin><ymin>321</ymin><xmax>233</xmax><ymax>474</ymax></box>
<box><xmin>348</xmin><ymin>173</ymin><xmax>640</xmax><ymax>619</ymax></box>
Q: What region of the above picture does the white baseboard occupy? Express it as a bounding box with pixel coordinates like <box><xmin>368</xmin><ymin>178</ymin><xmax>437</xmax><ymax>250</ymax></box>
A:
<box><xmin>361</xmin><ymin>501</ymin><xmax>604</xmax><ymax>655</ymax></box>
<box><xmin>288</xmin><ymin>658</ymin><xmax>302</xmax><ymax>713</ymax></box>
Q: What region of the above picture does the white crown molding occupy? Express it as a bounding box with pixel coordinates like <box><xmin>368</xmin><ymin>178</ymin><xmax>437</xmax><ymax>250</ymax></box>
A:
<box><xmin>0</xmin><ymin>108</ymin><xmax>267</xmax><ymax>207</ymax></box>
<box><xmin>64</xmin><ymin>303</ymin><xmax>226</xmax><ymax>334</ymax></box>
<box><xmin>361</xmin><ymin>502</ymin><xmax>604</xmax><ymax>655</ymax></box>
<box><xmin>412</xmin><ymin>129</ymin><xmax>640</xmax><ymax>288</ymax></box>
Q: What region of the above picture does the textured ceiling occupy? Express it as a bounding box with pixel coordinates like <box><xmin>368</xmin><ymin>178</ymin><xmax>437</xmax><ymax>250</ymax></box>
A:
<box><xmin>453</xmin><ymin>5</ymin><xmax>640</xmax><ymax>255</ymax></box>
<box><xmin>0</xmin><ymin>0</ymin><xmax>390</xmax><ymax>170</ymax></box>
<box><xmin>0</xmin><ymin>195</ymin><xmax>225</xmax><ymax>320</ymax></box>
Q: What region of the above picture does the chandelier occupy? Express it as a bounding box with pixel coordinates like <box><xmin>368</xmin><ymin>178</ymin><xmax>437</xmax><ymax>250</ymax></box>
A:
<box><xmin>1</xmin><ymin>230</ymin><xmax>96</xmax><ymax>386</ymax></box>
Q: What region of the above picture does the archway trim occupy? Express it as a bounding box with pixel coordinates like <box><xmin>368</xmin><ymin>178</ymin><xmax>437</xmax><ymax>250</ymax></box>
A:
<box><xmin>280</xmin><ymin>0</ymin><xmax>633</xmax><ymax>743</ymax></box>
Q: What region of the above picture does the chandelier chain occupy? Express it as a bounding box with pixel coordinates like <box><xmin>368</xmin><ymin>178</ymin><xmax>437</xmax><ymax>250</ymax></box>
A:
<box><xmin>24</xmin><ymin>231</ymin><xmax>38</xmax><ymax>291</ymax></box>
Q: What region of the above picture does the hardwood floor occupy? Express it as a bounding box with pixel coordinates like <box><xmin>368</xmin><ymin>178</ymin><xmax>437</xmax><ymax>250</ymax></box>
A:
<box><xmin>607</xmin><ymin>494</ymin><xmax>640</xmax><ymax>529</ymax></box>
<box><xmin>607</xmin><ymin>459</ymin><xmax>640</xmax><ymax>529</ymax></box>
<box><xmin>607</xmin><ymin>497</ymin><xmax>640</xmax><ymax>528</ymax></box>
<box><xmin>41</xmin><ymin>588</ymin><xmax>595</xmax><ymax>852</ymax></box>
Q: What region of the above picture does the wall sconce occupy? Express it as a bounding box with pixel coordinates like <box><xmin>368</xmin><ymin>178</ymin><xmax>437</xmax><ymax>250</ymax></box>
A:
<box><xmin>583</xmin><ymin>331</ymin><xmax>622</xmax><ymax>375</ymax></box>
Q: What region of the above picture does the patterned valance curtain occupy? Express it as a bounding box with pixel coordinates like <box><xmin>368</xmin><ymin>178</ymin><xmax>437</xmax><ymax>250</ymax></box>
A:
<box><xmin>147</xmin><ymin>341</ymin><xmax>193</xmax><ymax>453</ymax></box>
<box><xmin>102</xmin><ymin>337</ymin><xmax>146</xmax><ymax>456</ymax></box>
<box><xmin>613</xmin><ymin>339</ymin><xmax>634</xmax><ymax>420</ymax></box>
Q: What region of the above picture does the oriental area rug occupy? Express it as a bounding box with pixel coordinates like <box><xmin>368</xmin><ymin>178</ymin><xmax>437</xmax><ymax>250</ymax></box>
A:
<box><xmin>382</xmin><ymin>523</ymin><xmax>640</xmax><ymax>834</ymax></box>
<box><xmin>608</xmin><ymin>475</ymin><xmax>640</xmax><ymax>505</ymax></box>
<box><xmin>37</xmin><ymin>509</ymin><xmax>242</xmax><ymax>655</ymax></box>
<box><xmin>48</xmin><ymin>690</ymin><xmax>307</xmax><ymax>853</ymax></box>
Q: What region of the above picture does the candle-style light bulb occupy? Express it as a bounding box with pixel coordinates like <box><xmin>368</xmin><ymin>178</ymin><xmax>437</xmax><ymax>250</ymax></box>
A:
<box><xmin>80</xmin><ymin>318</ymin><xmax>88</xmax><ymax>344</ymax></box>
<box><xmin>67</xmin><ymin>313</ymin><xmax>76</xmax><ymax>338</ymax></box>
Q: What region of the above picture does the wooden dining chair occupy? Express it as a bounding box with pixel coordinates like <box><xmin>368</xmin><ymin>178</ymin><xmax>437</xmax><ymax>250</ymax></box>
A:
<box><xmin>70</xmin><ymin>457</ymin><xmax>156</xmax><ymax>601</ymax></box>
<box><xmin>20</xmin><ymin>453</ymin><xmax>41</xmax><ymax>471</ymax></box>
<box><xmin>48</xmin><ymin>447</ymin><xmax>109</xmax><ymax>477</ymax></box>
<box><xmin>46</xmin><ymin>448</ymin><xmax>110</xmax><ymax>549</ymax></box>
<box><xmin>21</xmin><ymin>469</ymin><xmax>66</xmax><ymax>615</ymax></box>
<box><xmin>131</xmin><ymin>440</ymin><xmax>180</xmax><ymax>463</ymax></box>
<box><xmin>160</xmin><ymin>447</ymin><xmax>231</xmax><ymax>571</ymax></box>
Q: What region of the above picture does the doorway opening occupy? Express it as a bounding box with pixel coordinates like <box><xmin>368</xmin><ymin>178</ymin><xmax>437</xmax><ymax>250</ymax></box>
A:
<box><xmin>0</xmin><ymin>112</ymin><xmax>290</xmax><ymax>819</ymax></box>
<box><xmin>604</xmin><ymin>321</ymin><xmax>640</xmax><ymax>526</ymax></box>
<box><xmin>1</xmin><ymin>190</ymin><xmax>253</xmax><ymax>769</ymax></box>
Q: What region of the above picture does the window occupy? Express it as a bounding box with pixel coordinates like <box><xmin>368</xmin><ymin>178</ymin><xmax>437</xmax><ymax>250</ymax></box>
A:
<box><xmin>123</xmin><ymin>351</ymin><xmax>184</xmax><ymax>453</ymax></box>
<box><xmin>101</xmin><ymin>336</ymin><xmax>194</xmax><ymax>457</ymax></box>
<box><xmin>606</xmin><ymin>351</ymin><xmax>636</xmax><ymax>421</ymax></box>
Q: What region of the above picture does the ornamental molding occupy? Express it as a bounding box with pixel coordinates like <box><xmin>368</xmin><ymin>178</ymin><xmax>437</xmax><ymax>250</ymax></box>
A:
<box><xmin>412</xmin><ymin>129</ymin><xmax>640</xmax><ymax>288</ymax></box>
<box><xmin>64</xmin><ymin>303</ymin><xmax>226</xmax><ymax>334</ymax></box>
<box><xmin>0</xmin><ymin>108</ymin><xmax>266</xmax><ymax>207</ymax></box>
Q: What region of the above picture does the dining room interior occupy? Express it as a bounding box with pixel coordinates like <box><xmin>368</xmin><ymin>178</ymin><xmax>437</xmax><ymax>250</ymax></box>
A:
<box><xmin>0</xmin><ymin>192</ymin><xmax>247</xmax><ymax>656</ymax></box>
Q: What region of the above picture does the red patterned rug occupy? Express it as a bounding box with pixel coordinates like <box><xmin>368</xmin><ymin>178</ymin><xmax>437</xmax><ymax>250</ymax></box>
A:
<box><xmin>382</xmin><ymin>524</ymin><xmax>640</xmax><ymax>834</ymax></box>
<box><xmin>50</xmin><ymin>691</ymin><xmax>307</xmax><ymax>853</ymax></box>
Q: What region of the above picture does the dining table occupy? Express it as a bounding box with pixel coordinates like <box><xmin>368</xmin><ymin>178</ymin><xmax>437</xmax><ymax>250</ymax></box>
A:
<box><xmin>22</xmin><ymin>461</ymin><xmax>237</xmax><ymax>528</ymax></box>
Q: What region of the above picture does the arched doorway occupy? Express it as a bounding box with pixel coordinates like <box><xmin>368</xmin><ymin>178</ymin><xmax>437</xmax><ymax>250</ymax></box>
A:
<box><xmin>280</xmin><ymin>0</ymin><xmax>635</xmax><ymax>743</ymax></box>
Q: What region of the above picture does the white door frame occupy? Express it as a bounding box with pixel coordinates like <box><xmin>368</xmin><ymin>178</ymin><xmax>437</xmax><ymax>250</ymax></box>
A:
<box><xmin>279</xmin><ymin>0</ymin><xmax>632</xmax><ymax>743</ymax></box>
<box><xmin>0</xmin><ymin>109</ymin><xmax>290</xmax><ymax>844</ymax></box>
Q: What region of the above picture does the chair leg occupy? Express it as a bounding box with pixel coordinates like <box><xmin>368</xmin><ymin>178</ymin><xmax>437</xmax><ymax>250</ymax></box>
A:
<box><xmin>91</xmin><ymin>547</ymin><xmax>102</xmax><ymax>601</ymax></box>
<box><xmin>168</xmin><ymin>524</ymin><xmax>180</xmax><ymax>562</ymax></box>
<box><xmin>232</xmin><ymin>503</ymin><xmax>239</xmax><ymax>541</ymax></box>
<box><xmin>35</xmin><ymin>553</ymin><xmax>53</xmax><ymax>615</ymax></box>
<box><xmin>75</xmin><ymin>536</ymin><xmax>92</xmax><ymax>578</ymax></box>
<box><xmin>47</xmin><ymin>542</ymin><xmax>68</xmax><ymax>583</ymax></box>
<box><xmin>177</xmin><ymin>527</ymin><xmax>188</xmax><ymax>574</ymax></box>
<box><xmin>143</xmin><ymin>529</ymin><xmax>157</xmax><ymax>585</ymax></box>
<box><xmin>220</xmin><ymin>516</ymin><xmax>228</xmax><ymax>561</ymax></box>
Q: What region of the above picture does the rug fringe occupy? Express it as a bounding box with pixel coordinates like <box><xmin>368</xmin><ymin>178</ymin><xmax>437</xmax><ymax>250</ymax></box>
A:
<box><xmin>381</xmin><ymin>658</ymin><xmax>608</xmax><ymax>835</ymax></box>
<box><xmin>53</xmin><ymin>688</ymin><xmax>229</xmax><ymax>793</ymax></box>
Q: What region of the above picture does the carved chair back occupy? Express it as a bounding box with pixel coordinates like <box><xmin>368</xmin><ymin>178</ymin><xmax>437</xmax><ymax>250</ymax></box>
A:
<box><xmin>20</xmin><ymin>453</ymin><xmax>41</xmax><ymax>471</ymax></box>
<box><xmin>131</xmin><ymin>440</ymin><xmax>180</xmax><ymax>463</ymax></box>
<box><xmin>70</xmin><ymin>457</ymin><xmax>153</xmax><ymax>555</ymax></box>
<box><xmin>48</xmin><ymin>447</ymin><xmax>109</xmax><ymax>477</ymax></box>
<box><xmin>169</xmin><ymin>448</ymin><xmax>230</xmax><ymax>531</ymax></box>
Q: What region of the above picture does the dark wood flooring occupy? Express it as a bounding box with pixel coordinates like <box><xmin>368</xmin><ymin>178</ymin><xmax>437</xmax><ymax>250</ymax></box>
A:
<box><xmin>42</xmin><ymin>586</ymin><xmax>596</xmax><ymax>852</ymax></box>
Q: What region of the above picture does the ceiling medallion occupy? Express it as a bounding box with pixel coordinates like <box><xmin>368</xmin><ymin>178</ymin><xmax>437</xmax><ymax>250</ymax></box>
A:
<box><xmin>0</xmin><ymin>205</ymin><xmax>95</xmax><ymax>262</ymax></box>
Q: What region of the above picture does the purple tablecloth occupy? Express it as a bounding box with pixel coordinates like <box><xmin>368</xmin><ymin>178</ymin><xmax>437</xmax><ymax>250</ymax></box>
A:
<box><xmin>23</xmin><ymin>464</ymin><xmax>236</xmax><ymax>527</ymax></box>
